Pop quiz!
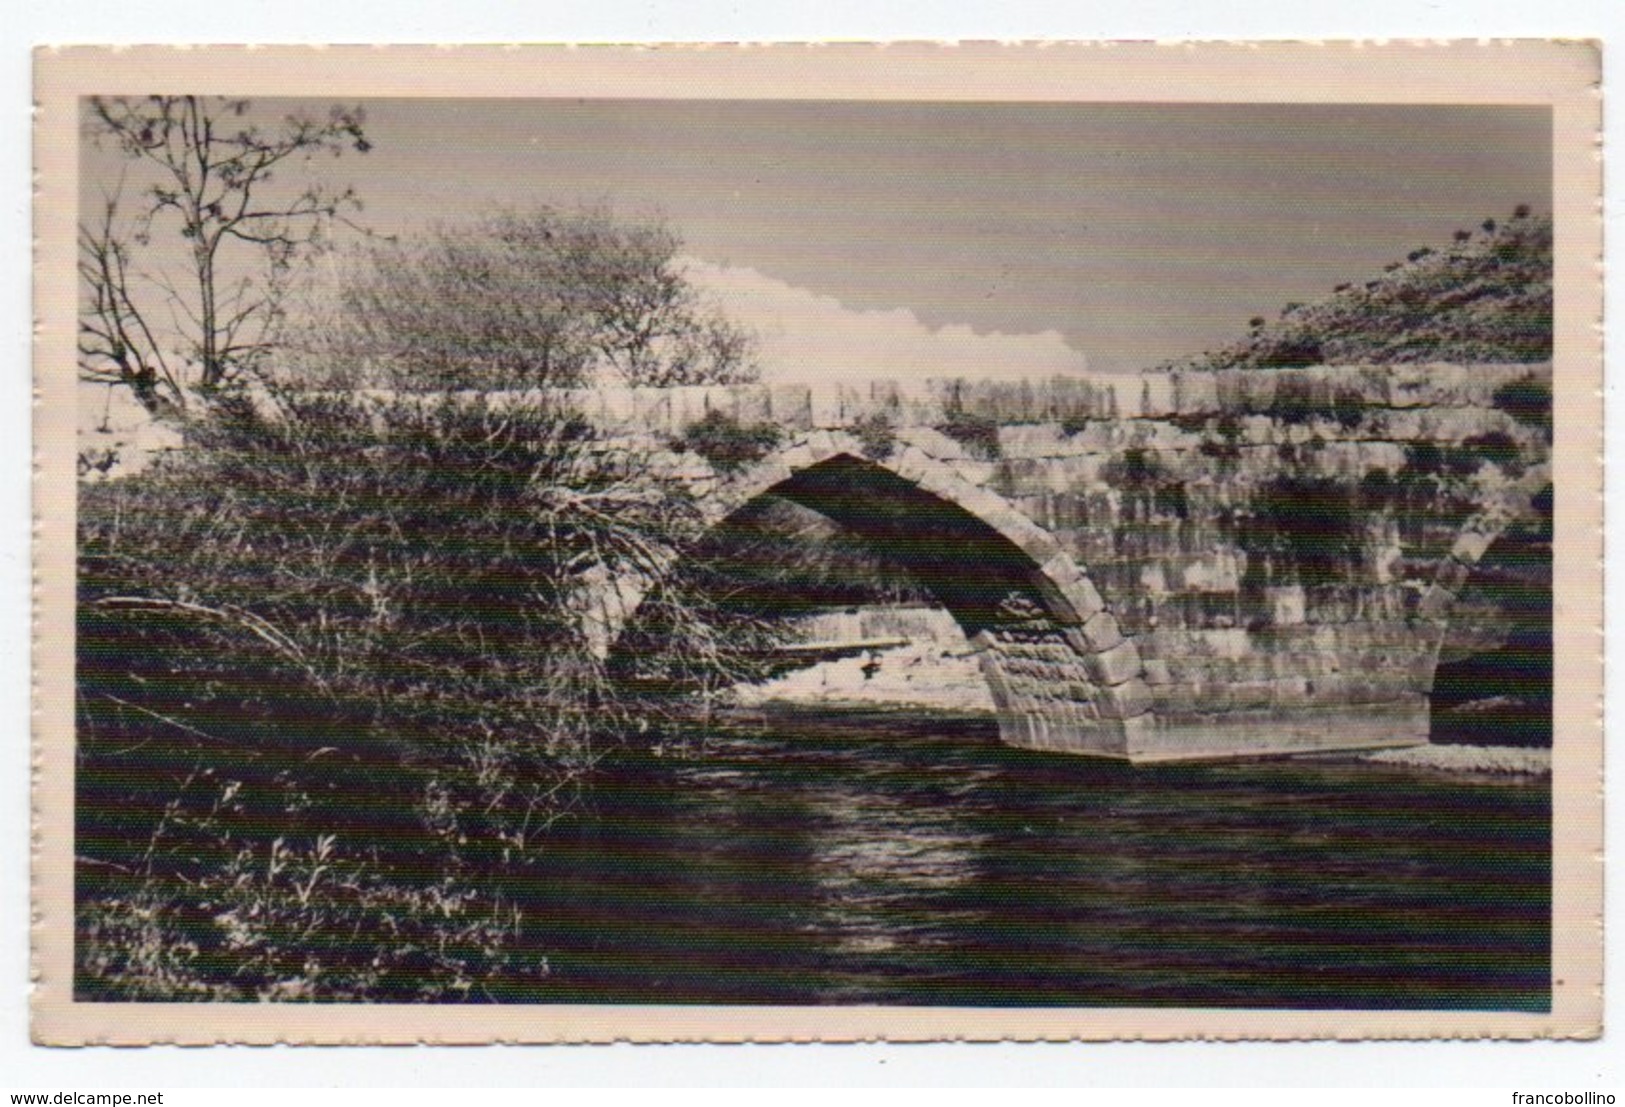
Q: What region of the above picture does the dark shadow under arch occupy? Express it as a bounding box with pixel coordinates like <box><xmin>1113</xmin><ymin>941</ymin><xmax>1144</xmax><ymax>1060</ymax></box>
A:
<box><xmin>735</xmin><ymin>454</ymin><xmax>1066</xmax><ymax>638</ymax></box>
<box><xmin>1430</xmin><ymin>484</ymin><xmax>1553</xmax><ymax>748</ymax></box>
<box><xmin>607</xmin><ymin>450</ymin><xmax>1097</xmax><ymax>714</ymax></box>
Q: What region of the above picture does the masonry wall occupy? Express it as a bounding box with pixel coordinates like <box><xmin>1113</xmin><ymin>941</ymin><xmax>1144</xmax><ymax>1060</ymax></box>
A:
<box><xmin>574</xmin><ymin>363</ymin><xmax>1554</xmax><ymax>759</ymax></box>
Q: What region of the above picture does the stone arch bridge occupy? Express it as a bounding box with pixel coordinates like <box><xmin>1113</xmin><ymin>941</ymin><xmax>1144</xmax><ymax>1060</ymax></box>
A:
<box><xmin>577</xmin><ymin>363</ymin><xmax>1551</xmax><ymax>762</ymax></box>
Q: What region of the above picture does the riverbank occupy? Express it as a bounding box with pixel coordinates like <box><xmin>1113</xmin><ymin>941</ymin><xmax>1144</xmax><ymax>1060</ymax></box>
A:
<box><xmin>1357</xmin><ymin>743</ymin><xmax>1551</xmax><ymax>777</ymax></box>
<box><xmin>725</xmin><ymin>692</ymin><xmax>1551</xmax><ymax>782</ymax></box>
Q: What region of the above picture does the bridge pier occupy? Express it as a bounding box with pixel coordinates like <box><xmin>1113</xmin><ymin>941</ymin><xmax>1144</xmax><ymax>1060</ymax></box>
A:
<box><xmin>972</xmin><ymin>622</ymin><xmax>1433</xmax><ymax>762</ymax></box>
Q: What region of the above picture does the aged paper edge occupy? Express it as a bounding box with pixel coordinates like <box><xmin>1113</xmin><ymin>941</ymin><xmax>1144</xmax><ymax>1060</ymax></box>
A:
<box><xmin>31</xmin><ymin>40</ymin><xmax>1604</xmax><ymax>1045</ymax></box>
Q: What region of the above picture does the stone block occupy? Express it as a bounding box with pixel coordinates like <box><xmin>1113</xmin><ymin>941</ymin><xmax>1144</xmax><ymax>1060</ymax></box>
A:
<box><xmin>1078</xmin><ymin>610</ymin><xmax>1125</xmax><ymax>653</ymax></box>
<box><xmin>632</xmin><ymin>390</ymin><xmax>674</xmax><ymax>435</ymax></box>
<box><xmin>1267</xmin><ymin>581</ymin><xmax>1306</xmax><ymax>627</ymax></box>
<box><xmin>1038</xmin><ymin>551</ymin><xmax>1086</xmax><ymax>588</ymax></box>
<box><xmin>1138</xmin><ymin>374</ymin><xmax>1176</xmax><ymax>418</ymax></box>
<box><xmin>888</xmin><ymin>445</ymin><xmax>937</xmax><ymax>486</ymax></box>
<box><xmin>766</xmin><ymin>384</ymin><xmax>812</xmax><ymax>429</ymax></box>
<box><xmin>1307</xmin><ymin>674</ymin><xmax>1349</xmax><ymax>705</ymax></box>
<box><xmin>730</xmin><ymin>386</ymin><xmax>771</xmax><ymax>424</ymax></box>
<box><xmin>1230</xmin><ymin>681</ymin><xmax>1274</xmax><ymax>710</ymax></box>
<box><xmin>1085</xmin><ymin>638</ymin><xmax>1143</xmax><ymax>687</ymax></box>
<box><xmin>595</xmin><ymin>387</ymin><xmax>636</xmax><ymax>425</ymax></box>
<box><xmin>773</xmin><ymin>442</ymin><xmax>819</xmax><ymax>471</ymax></box>
<box><xmin>746</xmin><ymin>462</ymin><xmax>794</xmax><ymax>492</ymax></box>
<box><xmin>1055</xmin><ymin>576</ymin><xmax>1106</xmax><ymax>622</ymax></box>
<box><xmin>808</xmin><ymin>381</ymin><xmax>846</xmax><ymax>428</ymax></box>
<box><xmin>1000</xmin><ymin>424</ymin><xmax>1062</xmax><ymax>459</ymax></box>
<box><xmin>1097</xmin><ymin>676</ymin><xmax>1153</xmax><ymax>720</ymax></box>
<box><xmin>1140</xmin><ymin>658</ymin><xmax>1173</xmax><ymax>686</ymax></box>
<box><xmin>1173</xmin><ymin>371</ymin><xmax>1221</xmax><ymax>415</ymax></box>
<box><xmin>1434</xmin><ymin>557</ymin><xmax>1472</xmax><ymax>594</ymax></box>
<box><xmin>1273</xmin><ymin>677</ymin><xmax>1312</xmax><ymax>708</ymax></box>
<box><xmin>949</xmin><ymin>459</ymin><xmax>997</xmax><ymax>488</ymax></box>
<box><xmin>898</xmin><ymin>426</ymin><xmax>966</xmax><ymax>462</ymax></box>
<box><xmin>1117</xmin><ymin>713</ymin><xmax>1161</xmax><ymax>757</ymax></box>
<box><xmin>1416</xmin><ymin>583</ymin><xmax>1455</xmax><ymax>622</ymax></box>
<box><xmin>801</xmin><ymin>429</ymin><xmax>840</xmax><ymax>458</ymax></box>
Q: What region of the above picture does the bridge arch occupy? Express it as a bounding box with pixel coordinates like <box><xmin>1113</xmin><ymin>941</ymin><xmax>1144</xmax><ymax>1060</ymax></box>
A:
<box><xmin>618</xmin><ymin>429</ymin><xmax>1154</xmax><ymax>757</ymax></box>
<box><xmin>1415</xmin><ymin>468</ymin><xmax>1553</xmax><ymax>686</ymax></box>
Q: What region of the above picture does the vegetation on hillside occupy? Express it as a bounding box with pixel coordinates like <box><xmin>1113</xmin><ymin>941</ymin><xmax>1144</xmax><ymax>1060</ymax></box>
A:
<box><xmin>1159</xmin><ymin>208</ymin><xmax>1552</xmax><ymax>372</ymax></box>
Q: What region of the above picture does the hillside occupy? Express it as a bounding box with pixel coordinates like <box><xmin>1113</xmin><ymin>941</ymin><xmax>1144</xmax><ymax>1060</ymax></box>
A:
<box><xmin>1158</xmin><ymin>208</ymin><xmax>1552</xmax><ymax>373</ymax></box>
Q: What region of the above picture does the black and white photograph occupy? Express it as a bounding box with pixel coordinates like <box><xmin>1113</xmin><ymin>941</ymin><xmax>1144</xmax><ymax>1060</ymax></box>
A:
<box><xmin>32</xmin><ymin>42</ymin><xmax>1603</xmax><ymax>1045</ymax></box>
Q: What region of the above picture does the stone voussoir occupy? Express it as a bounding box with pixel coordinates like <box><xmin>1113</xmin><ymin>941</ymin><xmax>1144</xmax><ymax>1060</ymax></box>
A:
<box><xmin>1054</xmin><ymin>576</ymin><xmax>1106</xmax><ymax>623</ymax></box>
<box><xmin>1078</xmin><ymin>610</ymin><xmax>1125</xmax><ymax>653</ymax></box>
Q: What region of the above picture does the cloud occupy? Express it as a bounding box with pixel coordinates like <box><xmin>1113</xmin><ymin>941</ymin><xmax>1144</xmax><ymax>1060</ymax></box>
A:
<box><xmin>682</xmin><ymin>258</ymin><xmax>1100</xmax><ymax>387</ymax></box>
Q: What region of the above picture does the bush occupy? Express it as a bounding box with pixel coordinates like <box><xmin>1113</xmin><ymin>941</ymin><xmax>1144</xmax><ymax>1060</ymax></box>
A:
<box><xmin>1104</xmin><ymin>447</ymin><xmax>1189</xmax><ymax>519</ymax></box>
<box><xmin>1359</xmin><ymin>467</ymin><xmax>1398</xmax><ymax>511</ymax></box>
<box><xmin>1492</xmin><ymin>375</ymin><xmax>1553</xmax><ymax>434</ymax></box>
<box><xmin>935</xmin><ymin>407</ymin><xmax>1003</xmax><ymax>461</ymax></box>
<box><xmin>674</xmin><ymin>409</ymin><xmax>784</xmax><ymax>474</ymax></box>
<box><xmin>76</xmin><ymin>388</ymin><xmax>727</xmax><ymax>1000</ymax></box>
<box><xmin>1198</xmin><ymin>413</ymin><xmax>1245</xmax><ymax>464</ymax></box>
<box><xmin>1460</xmin><ymin>431</ymin><xmax>1525</xmax><ymax>475</ymax></box>
<box><xmin>1059</xmin><ymin>412</ymin><xmax>1091</xmax><ymax>437</ymax></box>
<box><xmin>1240</xmin><ymin>475</ymin><xmax>1363</xmax><ymax>587</ymax></box>
<box><xmin>849</xmin><ymin>410</ymin><xmax>898</xmax><ymax>461</ymax></box>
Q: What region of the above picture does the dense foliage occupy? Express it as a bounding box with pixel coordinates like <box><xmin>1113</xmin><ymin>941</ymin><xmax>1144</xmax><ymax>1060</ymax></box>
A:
<box><xmin>287</xmin><ymin>205</ymin><xmax>759</xmax><ymax>392</ymax></box>
<box><xmin>76</xmin><ymin>389</ymin><xmax>729</xmax><ymax>1000</ymax></box>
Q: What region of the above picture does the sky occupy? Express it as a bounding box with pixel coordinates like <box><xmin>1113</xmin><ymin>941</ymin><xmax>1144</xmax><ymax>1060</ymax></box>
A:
<box><xmin>82</xmin><ymin>99</ymin><xmax>1552</xmax><ymax>383</ymax></box>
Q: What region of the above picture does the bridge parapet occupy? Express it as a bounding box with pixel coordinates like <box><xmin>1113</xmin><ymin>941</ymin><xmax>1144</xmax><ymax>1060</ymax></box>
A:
<box><xmin>564</xmin><ymin>362</ymin><xmax>1549</xmax><ymax>438</ymax></box>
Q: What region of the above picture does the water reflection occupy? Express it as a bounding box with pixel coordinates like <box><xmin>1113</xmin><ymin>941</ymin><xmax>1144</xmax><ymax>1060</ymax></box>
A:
<box><xmin>532</xmin><ymin>708</ymin><xmax>1550</xmax><ymax>1010</ymax></box>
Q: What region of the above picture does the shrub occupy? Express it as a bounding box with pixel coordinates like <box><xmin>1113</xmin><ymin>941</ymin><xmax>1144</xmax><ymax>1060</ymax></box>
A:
<box><xmin>1104</xmin><ymin>447</ymin><xmax>1189</xmax><ymax>519</ymax></box>
<box><xmin>1059</xmin><ymin>412</ymin><xmax>1091</xmax><ymax>437</ymax></box>
<box><xmin>1460</xmin><ymin>431</ymin><xmax>1524</xmax><ymax>475</ymax></box>
<box><xmin>1240</xmin><ymin>474</ymin><xmax>1363</xmax><ymax>588</ymax></box>
<box><xmin>1199</xmin><ymin>437</ymin><xmax>1241</xmax><ymax>464</ymax></box>
<box><xmin>1403</xmin><ymin>441</ymin><xmax>1445</xmax><ymax>478</ymax></box>
<box><xmin>674</xmin><ymin>409</ymin><xmax>784</xmax><ymax>474</ymax></box>
<box><xmin>1492</xmin><ymin>375</ymin><xmax>1553</xmax><ymax>434</ymax></box>
<box><xmin>935</xmin><ymin>407</ymin><xmax>1003</xmax><ymax>461</ymax></box>
<box><xmin>1256</xmin><ymin>336</ymin><xmax>1324</xmax><ymax>369</ymax></box>
<box><xmin>1358</xmin><ymin>467</ymin><xmax>1398</xmax><ymax>511</ymax></box>
<box><xmin>849</xmin><ymin>410</ymin><xmax>898</xmax><ymax>461</ymax></box>
<box><xmin>1273</xmin><ymin>377</ymin><xmax>1366</xmax><ymax>429</ymax></box>
<box><xmin>77</xmin><ymin>388</ymin><xmax>730</xmax><ymax>1000</ymax></box>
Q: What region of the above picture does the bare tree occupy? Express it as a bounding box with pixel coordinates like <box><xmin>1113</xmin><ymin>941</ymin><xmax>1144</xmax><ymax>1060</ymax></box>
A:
<box><xmin>78</xmin><ymin>190</ymin><xmax>182</xmax><ymax>414</ymax></box>
<box><xmin>79</xmin><ymin>96</ymin><xmax>372</xmax><ymax>410</ymax></box>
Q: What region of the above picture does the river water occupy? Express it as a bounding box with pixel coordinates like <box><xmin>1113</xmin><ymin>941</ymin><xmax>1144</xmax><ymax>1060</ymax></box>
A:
<box><xmin>528</xmin><ymin>706</ymin><xmax>1550</xmax><ymax>1010</ymax></box>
